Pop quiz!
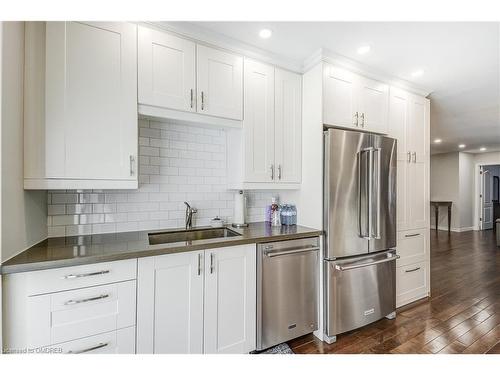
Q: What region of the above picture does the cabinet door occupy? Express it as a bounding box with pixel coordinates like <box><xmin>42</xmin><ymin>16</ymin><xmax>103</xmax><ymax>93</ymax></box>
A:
<box><xmin>396</xmin><ymin>159</ymin><xmax>409</xmax><ymax>231</ymax></box>
<box><xmin>275</xmin><ymin>68</ymin><xmax>302</xmax><ymax>183</ymax></box>
<box><xmin>388</xmin><ymin>87</ymin><xmax>410</xmax><ymax>160</ymax></box>
<box><xmin>408</xmin><ymin>161</ymin><xmax>429</xmax><ymax>230</ymax></box>
<box><xmin>136</xmin><ymin>252</ymin><xmax>204</xmax><ymax>354</ymax></box>
<box><xmin>46</xmin><ymin>22</ymin><xmax>137</xmax><ymax>180</ymax></box>
<box><xmin>323</xmin><ymin>64</ymin><xmax>358</xmax><ymax>129</ymax></box>
<box><xmin>197</xmin><ymin>45</ymin><xmax>243</xmax><ymax>120</ymax></box>
<box><xmin>407</xmin><ymin>94</ymin><xmax>430</xmax><ymax>163</ymax></box>
<box><xmin>204</xmin><ymin>245</ymin><xmax>256</xmax><ymax>354</ymax></box>
<box><xmin>358</xmin><ymin>76</ymin><xmax>389</xmax><ymax>134</ymax></box>
<box><xmin>243</xmin><ymin>59</ymin><xmax>275</xmax><ymax>182</ymax></box>
<box><xmin>138</xmin><ymin>26</ymin><xmax>195</xmax><ymax>112</ymax></box>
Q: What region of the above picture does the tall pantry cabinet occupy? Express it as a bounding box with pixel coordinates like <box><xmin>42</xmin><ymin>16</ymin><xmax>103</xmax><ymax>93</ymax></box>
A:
<box><xmin>388</xmin><ymin>86</ymin><xmax>430</xmax><ymax>308</ymax></box>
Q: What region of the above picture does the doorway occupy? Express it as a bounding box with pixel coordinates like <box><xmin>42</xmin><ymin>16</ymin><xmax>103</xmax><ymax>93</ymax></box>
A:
<box><xmin>477</xmin><ymin>164</ymin><xmax>500</xmax><ymax>230</ymax></box>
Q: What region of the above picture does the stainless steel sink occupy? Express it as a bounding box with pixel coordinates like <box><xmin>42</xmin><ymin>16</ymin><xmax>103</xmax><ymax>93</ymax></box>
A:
<box><xmin>148</xmin><ymin>227</ymin><xmax>241</xmax><ymax>245</ymax></box>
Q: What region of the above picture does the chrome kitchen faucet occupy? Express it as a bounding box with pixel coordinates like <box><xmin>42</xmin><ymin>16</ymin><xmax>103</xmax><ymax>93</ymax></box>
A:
<box><xmin>184</xmin><ymin>202</ymin><xmax>198</xmax><ymax>229</ymax></box>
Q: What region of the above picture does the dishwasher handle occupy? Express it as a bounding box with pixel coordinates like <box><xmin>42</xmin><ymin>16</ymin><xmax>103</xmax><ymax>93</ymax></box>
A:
<box><xmin>265</xmin><ymin>246</ymin><xmax>320</xmax><ymax>258</ymax></box>
<box><xmin>334</xmin><ymin>254</ymin><xmax>400</xmax><ymax>271</ymax></box>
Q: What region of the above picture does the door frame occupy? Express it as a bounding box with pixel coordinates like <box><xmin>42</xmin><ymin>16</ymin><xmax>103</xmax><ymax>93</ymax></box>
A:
<box><xmin>473</xmin><ymin>163</ymin><xmax>499</xmax><ymax>230</ymax></box>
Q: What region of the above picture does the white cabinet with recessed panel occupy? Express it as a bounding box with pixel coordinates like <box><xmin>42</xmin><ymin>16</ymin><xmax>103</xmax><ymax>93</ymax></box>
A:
<box><xmin>323</xmin><ymin>63</ymin><xmax>389</xmax><ymax>134</ymax></box>
<box><xmin>138</xmin><ymin>26</ymin><xmax>243</xmax><ymax>125</ymax></box>
<box><xmin>24</xmin><ymin>22</ymin><xmax>138</xmax><ymax>190</ymax></box>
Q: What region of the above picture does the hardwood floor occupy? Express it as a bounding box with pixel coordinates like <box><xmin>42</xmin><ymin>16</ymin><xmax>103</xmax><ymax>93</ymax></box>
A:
<box><xmin>290</xmin><ymin>229</ymin><xmax>500</xmax><ymax>354</ymax></box>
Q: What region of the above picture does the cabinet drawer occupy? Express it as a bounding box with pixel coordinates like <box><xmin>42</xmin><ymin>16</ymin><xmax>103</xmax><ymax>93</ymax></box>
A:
<box><xmin>396</xmin><ymin>230</ymin><xmax>427</xmax><ymax>267</ymax></box>
<box><xmin>26</xmin><ymin>259</ymin><xmax>137</xmax><ymax>296</ymax></box>
<box><xmin>396</xmin><ymin>261</ymin><xmax>428</xmax><ymax>308</ymax></box>
<box><xmin>46</xmin><ymin>326</ymin><xmax>135</xmax><ymax>354</ymax></box>
<box><xmin>27</xmin><ymin>280</ymin><xmax>136</xmax><ymax>348</ymax></box>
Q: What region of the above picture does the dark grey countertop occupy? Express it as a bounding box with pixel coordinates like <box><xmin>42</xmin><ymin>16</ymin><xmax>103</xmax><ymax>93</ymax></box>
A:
<box><xmin>0</xmin><ymin>222</ymin><xmax>323</xmax><ymax>274</ymax></box>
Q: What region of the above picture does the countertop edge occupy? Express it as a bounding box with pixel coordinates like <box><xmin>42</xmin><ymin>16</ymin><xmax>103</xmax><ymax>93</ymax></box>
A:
<box><xmin>0</xmin><ymin>229</ymin><xmax>323</xmax><ymax>275</ymax></box>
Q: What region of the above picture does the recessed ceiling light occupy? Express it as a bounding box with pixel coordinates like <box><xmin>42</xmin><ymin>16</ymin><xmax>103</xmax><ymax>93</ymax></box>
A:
<box><xmin>259</xmin><ymin>29</ymin><xmax>272</xmax><ymax>39</ymax></box>
<box><xmin>434</xmin><ymin>139</ymin><xmax>442</xmax><ymax>144</ymax></box>
<box><xmin>357</xmin><ymin>45</ymin><xmax>371</xmax><ymax>55</ymax></box>
<box><xmin>411</xmin><ymin>69</ymin><xmax>424</xmax><ymax>78</ymax></box>
<box><xmin>458</xmin><ymin>144</ymin><xmax>466</xmax><ymax>148</ymax></box>
<box><xmin>480</xmin><ymin>147</ymin><xmax>487</xmax><ymax>151</ymax></box>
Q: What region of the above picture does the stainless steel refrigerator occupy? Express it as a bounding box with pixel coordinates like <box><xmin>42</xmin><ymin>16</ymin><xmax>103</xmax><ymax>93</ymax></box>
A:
<box><xmin>323</xmin><ymin>127</ymin><xmax>398</xmax><ymax>344</ymax></box>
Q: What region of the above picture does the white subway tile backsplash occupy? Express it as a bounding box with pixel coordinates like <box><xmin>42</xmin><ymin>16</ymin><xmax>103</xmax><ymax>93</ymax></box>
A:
<box><xmin>47</xmin><ymin>119</ymin><xmax>284</xmax><ymax>237</ymax></box>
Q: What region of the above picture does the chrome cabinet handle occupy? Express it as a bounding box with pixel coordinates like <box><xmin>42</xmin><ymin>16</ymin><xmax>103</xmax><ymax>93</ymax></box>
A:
<box><xmin>335</xmin><ymin>254</ymin><xmax>400</xmax><ymax>271</ymax></box>
<box><xmin>360</xmin><ymin>112</ymin><xmax>365</xmax><ymax>127</ymax></box>
<box><xmin>270</xmin><ymin>164</ymin><xmax>275</xmax><ymax>180</ymax></box>
<box><xmin>405</xmin><ymin>233</ymin><xmax>420</xmax><ymax>238</ymax></box>
<box><xmin>354</xmin><ymin>111</ymin><xmax>359</xmax><ymax>126</ymax></box>
<box><xmin>64</xmin><ymin>294</ymin><xmax>109</xmax><ymax>306</ymax></box>
<box><xmin>412</xmin><ymin>152</ymin><xmax>417</xmax><ymax>163</ymax></box>
<box><xmin>265</xmin><ymin>246</ymin><xmax>320</xmax><ymax>258</ymax></box>
<box><xmin>405</xmin><ymin>267</ymin><xmax>421</xmax><ymax>273</ymax></box>
<box><xmin>407</xmin><ymin>151</ymin><xmax>411</xmax><ymax>163</ymax></box>
<box><xmin>201</xmin><ymin>91</ymin><xmax>205</xmax><ymax>110</ymax></box>
<box><xmin>68</xmin><ymin>342</ymin><xmax>108</xmax><ymax>354</ymax></box>
<box><xmin>129</xmin><ymin>155</ymin><xmax>135</xmax><ymax>176</ymax></box>
<box><xmin>197</xmin><ymin>253</ymin><xmax>202</xmax><ymax>276</ymax></box>
<box><xmin>210</xmin><ymin>253</ymin><xmax>215</xmax><ymax>274</ymax></box>
<box><xmin>62</xmin><ymin>270</ymin><xmax>110</xmax><ymax>280</ymax></box>
<box><xmin>190</xmin><ymin>89</ymin><xmax>194</xmax><ymax>109</ymax></box>
<box><xmin>278</xmin><ymin>165</ymin><xmax>282</xmax><ymax>180</ymax></box>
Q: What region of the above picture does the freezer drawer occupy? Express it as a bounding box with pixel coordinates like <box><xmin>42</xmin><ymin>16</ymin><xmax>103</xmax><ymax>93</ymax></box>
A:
<box><xmin>257</xmin><ymin>237</ymin><xmax>319</xmax><ymax>350</ymax></box>
<box><xmin>325</xmin><ymin>250</ymin><xmax>397</xmax><ymax>338</ymax></box>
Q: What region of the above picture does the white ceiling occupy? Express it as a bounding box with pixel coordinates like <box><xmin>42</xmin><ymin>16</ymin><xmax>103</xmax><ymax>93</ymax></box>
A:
<box><xmin>185</xmin><ymin>22</ymin><xmax>500</xmax><ymax>154</ymax></box>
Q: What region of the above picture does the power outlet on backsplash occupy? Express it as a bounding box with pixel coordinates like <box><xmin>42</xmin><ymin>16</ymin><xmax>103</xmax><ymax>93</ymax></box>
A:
<box><xmin>46</xmin><ymin>119</ymin><xmax>281</xmax><ymax>237</ymax></box>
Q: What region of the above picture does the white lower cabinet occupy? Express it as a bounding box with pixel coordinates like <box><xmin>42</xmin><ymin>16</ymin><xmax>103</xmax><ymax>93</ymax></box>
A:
<box><xmin>46</xmin><ymin>326</ymin><xmax>135</xmax><ymax>354</ymax></box>
<box><xmin>396</xmin><ymin>261</ymin><xmax>429</xmax><ymax>308</ymax></box>
<box><xmin>136</xmin><ymin>245</ymin><xmax>256</xmax><ymax>354</ymax></box>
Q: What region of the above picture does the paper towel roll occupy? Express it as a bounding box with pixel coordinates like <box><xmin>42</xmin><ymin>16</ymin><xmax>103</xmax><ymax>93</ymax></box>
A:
<box><xmin>233</xmin><ymin>190</ymin><xmax>247</xmax><ymax>227</ymax></box>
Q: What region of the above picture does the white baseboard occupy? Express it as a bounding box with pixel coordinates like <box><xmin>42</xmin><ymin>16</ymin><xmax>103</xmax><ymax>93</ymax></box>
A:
<box><xmin>432</xmin><ymin>225</ymin><xmax>474</xmax><ymax>233</ymax></box>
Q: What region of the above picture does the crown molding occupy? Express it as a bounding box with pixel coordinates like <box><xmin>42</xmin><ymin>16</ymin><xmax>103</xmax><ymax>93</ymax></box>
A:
<box><xmin>303</xmin><ymin>48</ymin><xmax>433</xmax><ymax>97</ymax></box>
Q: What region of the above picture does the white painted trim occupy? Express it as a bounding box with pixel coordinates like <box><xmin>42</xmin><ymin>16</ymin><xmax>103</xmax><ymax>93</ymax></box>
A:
<box><xmin>138</xmin><ymin>104</ymin><xmax>242</xmax><ymax>129</ymax></box>
<box><xmin>24</xmin><ymin>178</ymin><xmax>138</xmax><ymax>190</ymax></box>
<box><xmin>304</xmin><ymin>48</ymin><xmax>432</xmax><ymax>97</ymax></box>
<box><xmin>433</xmin><ymin>225</ymin><xmax>474</xmax><ymax>233</ymax></box>
<box><xmin>143</xmin><ymin>22</ymin><xmax>304</xmax><ymax>74</ymax></box>
<box><xmin>473</xmin><ymin>162</ymin><xmax>500</xmax><ymax>231</ymax></box>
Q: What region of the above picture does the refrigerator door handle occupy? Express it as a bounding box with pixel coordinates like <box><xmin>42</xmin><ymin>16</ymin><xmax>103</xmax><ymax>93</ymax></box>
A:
<box><xmin>358</xmin><ymin>149</ymin><xmax>372</xmax><ymax>239</ymax></box>
<box><xmin>374</xmin><ymin>147</ymin><xmax>382</xmax><ymax>239</ymax></box>
<box><xmin>334</xmin><ymin>254</ymin><xmax>400</xmax><ymax>271</ymax></box>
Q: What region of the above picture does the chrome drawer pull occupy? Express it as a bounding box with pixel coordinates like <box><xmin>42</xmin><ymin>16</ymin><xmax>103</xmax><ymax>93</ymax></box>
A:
<box><xmin>62</xmin><ymin>270</ymin><xmax>110</xmax><ymax>279</ymax></box>
<box><xmin>335</xmin><ymin>254</ymin><xmax>400</xmax><ymax>271</ymax></box>
<box><xmin>64</xmin><ymin>294</ymin><xmax>109</xmax><ymax>306</ymax></box>
<box><xmin>405</xmin><ymin>267</ymin><xmax>421</xmax><ymax>273</ymax></box>
<box><xmin>404</xmin><ymin>233</ymin><xmax>420</xmax><ymax>238</ymax></box>
<box><xmin>68</xmin><ymin>342</ymin><xmax>108</xmax><ymax>354</ymax></box>
<box><xmin>265</xmin><ymin>246</ymin><xmax>320</xmax><ymax>258</ymax></box>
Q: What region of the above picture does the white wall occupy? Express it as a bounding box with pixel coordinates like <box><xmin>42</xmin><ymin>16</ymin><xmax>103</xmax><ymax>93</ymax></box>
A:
<box><xmin>474</xmin><ymin>151</ymin><xmax>500</xmax><ymax>165</ymax></box>
<box><xmin>1</xmin><ymin>21</ymin><xmax>47</xmax><ymax>262</ymax></box>
<box><xmin>458</xmin><ymin>152</ymin><xmax>475</xmax><ymax>229</ymax></box>
<box><xmin>430</xmin><ymin>152</ymin><xmax>460</xmax><ymax>230</ymax></box>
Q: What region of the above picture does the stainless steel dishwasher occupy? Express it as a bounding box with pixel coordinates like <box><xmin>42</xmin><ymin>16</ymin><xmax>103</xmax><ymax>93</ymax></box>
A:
<box><xmin>257</xmin><ymin>237</ymin><xmax>320</xmax><ymax>350</ymax></box>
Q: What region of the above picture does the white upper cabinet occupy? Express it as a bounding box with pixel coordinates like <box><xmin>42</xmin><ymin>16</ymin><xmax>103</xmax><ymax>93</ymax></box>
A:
<box><xmin>323</xmin><ymin>63</ymin><xmax>389</xmax><ymax>134</ymax></box>
<box><xmin>243</xmin><ymin>59</ymin><xmax>275</xmax><ymax>182</ymax></box>
<box><xmin>357</xmin><ymin>76</ymin><xmax>389</xmax><ymax>134</ymax></box>
<box><xmin>197</xmin><ymin>45</ymin><xmax>243</xmax><ymax>120</ymax></box>
<box><xmin>388</xmin><ymin>87</ymin><xmax>410</xmax><ymax>161</ymax></box>
<box><xmin>408</xmin><ymin>94</ymin><xmax>430</xmax><ymax>163</ymax></box>
<box><xmin>323</xmin><ymin>65</ymin><xmax>358</xmax><ymax>129</ymax></box>
<box><xmin>138</xmin><ymin>26</ymin><xmax>196</xmax><ymax>112</ymax></box>
<box><xmin>24</xmin><ymin>22</ymin><xmax>138</xmax><ymax>189</ymax></box>
<box><xmin>275</xmin><ymin>68</ymin><xmax>302</xmax><ymax>183</ymax></box>
<box><xmin>229</xmin><ymin>59</ymin><xmax>302</xmax><ymax>188</ymax></box>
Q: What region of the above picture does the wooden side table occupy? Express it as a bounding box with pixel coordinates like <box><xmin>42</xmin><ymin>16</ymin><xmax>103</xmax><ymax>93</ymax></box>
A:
<box><xmin>430</xmin><ymin>201</ymin><xmax>452</xmax><ymax>233</ymax></box>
